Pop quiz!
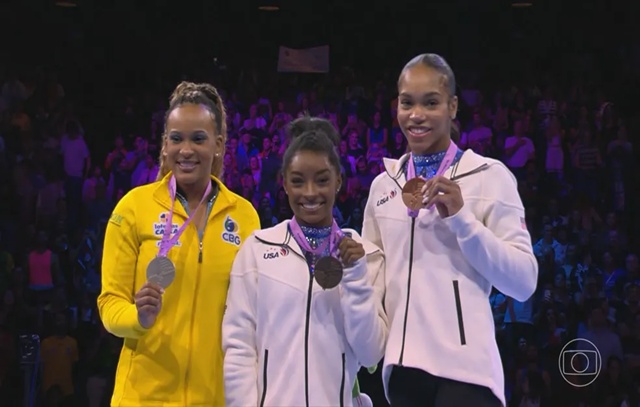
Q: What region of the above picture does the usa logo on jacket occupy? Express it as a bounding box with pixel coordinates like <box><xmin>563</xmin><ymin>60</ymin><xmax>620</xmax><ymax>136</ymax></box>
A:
<box><xmin>376</xmin><ymin>189</ymin><xmax>398</xmax><ymax>207</ymax></box>
<box><xmin>263</xmin><ymin>247</ymin><xmax>289</xmax><ymax>260</ymax></box>
<box><xmin>222</xmin><ymin>216</ymin><xmax>241</xmax><ymax>246</ymax></box>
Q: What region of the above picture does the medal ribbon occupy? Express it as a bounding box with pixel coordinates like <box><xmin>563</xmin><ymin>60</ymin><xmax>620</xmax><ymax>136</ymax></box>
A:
<box><xmin>158</xmin><ymin>175</ymin><xmax>212</xmax><ymax>257</ymax></box>
<box><xmin>289</xmin><ymin>218</ymin><xmax>344</xmax><ymax>265</ymax></box>
<box><xmin>405</xmin><ymin>140</ymin><xmax>459</xmax><ymax>218</ymax></box>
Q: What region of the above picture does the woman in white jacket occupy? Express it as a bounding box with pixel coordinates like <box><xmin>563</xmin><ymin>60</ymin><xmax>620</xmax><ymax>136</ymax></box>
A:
<box><xmin>362</xmin><ymin>53</ymin><xmax>538</xmax><ymax>406</ymax></box>
<box><xmin>223</xmin><ymin>116</ymin><xmax>388</xmax><ymax>407</ymax></box>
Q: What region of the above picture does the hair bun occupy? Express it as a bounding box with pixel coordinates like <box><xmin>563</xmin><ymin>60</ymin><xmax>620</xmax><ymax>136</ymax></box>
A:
<box><xmin>170</xmin><ymin>81</ymin><xmax>197</xmax><ymax>102</ymax></box>
<box><xmin>196</xmin><ymin>84</ymin><xmax>226</xmax><ymax>114</ymax></box>
<box><xmin>287</xmin><ymin>116</ymin><xmax>340</xmax><ymax>147</ymax></box>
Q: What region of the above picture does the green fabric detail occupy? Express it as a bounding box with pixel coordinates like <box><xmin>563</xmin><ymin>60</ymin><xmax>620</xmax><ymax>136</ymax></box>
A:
<box><xmin>352</xmin><ymin>377</ymin><xmax>361</xmax><ymax>398</ymax></box>
<box><xmin>352</xmin><ymin>365</ymin><xmax>377</xmax><ymax>398</ymax></box>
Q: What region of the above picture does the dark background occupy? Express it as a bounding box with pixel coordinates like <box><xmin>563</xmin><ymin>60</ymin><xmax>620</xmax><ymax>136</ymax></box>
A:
<box><xmin>3</xmin><ymin>0</ymin><xmax>640</xmax><ymax>80</ymax></box>
<box><xmin>3</xmin><ymin>0</ymin><xmax>640</xmax><ymax>147</ymax></box>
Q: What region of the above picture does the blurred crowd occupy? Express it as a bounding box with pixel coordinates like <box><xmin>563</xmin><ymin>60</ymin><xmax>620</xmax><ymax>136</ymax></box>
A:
<box><xmin>0</xmin><ymin>63</ymin><xmax>638</xmax><ymax>406</ymax></box>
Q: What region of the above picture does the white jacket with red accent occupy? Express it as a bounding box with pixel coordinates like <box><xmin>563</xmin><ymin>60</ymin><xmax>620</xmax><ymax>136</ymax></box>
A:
<box><xmin>363</xmin><ymin>149</ymin><xmax>537</xmax><ymax>407</ymax></box>
<box><xmin>222</xmin><ymin>220</ymin><xmax>388</xmax><ymax>407</ymax></box>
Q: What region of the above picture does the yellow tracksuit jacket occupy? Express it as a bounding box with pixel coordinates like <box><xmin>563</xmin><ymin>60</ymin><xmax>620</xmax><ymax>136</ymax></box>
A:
<box><xmin>98</xmin><ymin>173</ymin><xmax>260</xmax><ymax>406</ymax></box>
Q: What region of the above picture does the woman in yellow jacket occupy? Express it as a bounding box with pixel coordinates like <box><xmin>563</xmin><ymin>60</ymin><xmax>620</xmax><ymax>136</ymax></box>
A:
<box><xmin>98</xmin><ymin>81</ymin><xmax>260</xmax><ymax>406</ymax></box>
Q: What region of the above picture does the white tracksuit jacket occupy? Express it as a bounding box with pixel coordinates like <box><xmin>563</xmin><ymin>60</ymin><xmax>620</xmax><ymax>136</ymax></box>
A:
<box><xmin>363</xmin><ymin>149</ymin><xmax>538</xmax><ymax>407</ymax></box>
<box><xmin>222</xmin><ymin>220</ymin><xmax>388</xmax><ymax>407</ymax></box>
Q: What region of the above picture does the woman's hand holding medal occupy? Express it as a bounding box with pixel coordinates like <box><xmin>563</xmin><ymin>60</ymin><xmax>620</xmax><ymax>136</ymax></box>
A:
<box><xmin>337</xmin><ymin>237</ymin><xmax>365</xmax><ymax>266</ymax></box>
<box><xmin>420</xmin><ymin>175</ymin><xmax>464</xmax><ymax>218</ymax></box>
<box><xmin>401</xmin><ymin>142</ymin><xmax>463</xmax><ymax>219</ymax></box>
<box><xmin>135</xmin><ymin>282</ymin><xmax>164</xmax><ymax>329</ymax></box>
<box><xmin>314</xmin><ymin>235</ymin><xmax>365</xmax><ymax>290</ymax></box>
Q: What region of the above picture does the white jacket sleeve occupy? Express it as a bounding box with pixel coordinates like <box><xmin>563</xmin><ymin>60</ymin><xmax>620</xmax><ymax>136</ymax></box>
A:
<box><xmin>222</xmin><ymin>237</ymin><xmax>259</xmax><ymax>406</ymax></box>
<box><xmin>362</xmin><ymin>186</ymin><xmax>384</xmax><ymax>253</ymax></box>
<box><xmin>339</xmin><ymin>239</ymin><xmax>388</xmax><ymax>368</ymax></box>
<box><xmin>443</xmin><ymin>163</ymin><xmax>538</xmax><ymax>301</ymax></box>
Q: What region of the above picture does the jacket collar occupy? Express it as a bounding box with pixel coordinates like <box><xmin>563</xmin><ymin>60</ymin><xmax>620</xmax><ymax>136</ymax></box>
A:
<box><xmin>254</xmin><ymin>220</ymin><xmax>304</xmax><ymax>257</ymax></box>
<box><xmin>254</xmin><ymin>220</ymin><xmax>372</xmax><ymax>259</ymax></box>
<box><xmin>382</xmin><ymin>154</ymin><xmax>410</xmax><ymax>181</ymax></box>
<box><xmin>382</xmin><ymin>149</ymin><xmax>490</xmax><ymax>185</ymax></box>
<box><xmin>152</xmin><ymin>171</ymin><xmax>237</xmax><ymax>219</ymax></box>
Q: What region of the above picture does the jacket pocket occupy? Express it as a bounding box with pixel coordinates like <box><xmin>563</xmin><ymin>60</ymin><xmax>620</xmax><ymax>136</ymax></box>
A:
<box><xmin>260</xmin><ymin>349</ymin><xmax>269</xmax><ymax>407</ymax></box>
<box><xmin>339</xmin><ymin>353</ymin><xmax>346</xmax><ymax>407</ymax></box>
<box><xmin>452</xmin><ymin>280</ymin><xmax>467</xmax><ymax>345</ymax></box>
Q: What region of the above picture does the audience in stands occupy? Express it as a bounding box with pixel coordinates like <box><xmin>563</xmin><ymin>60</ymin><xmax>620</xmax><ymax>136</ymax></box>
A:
<box><xmin>0</xmin><ymin>64</ymin><xmax>638</xmax><ymax>406</ymax></box>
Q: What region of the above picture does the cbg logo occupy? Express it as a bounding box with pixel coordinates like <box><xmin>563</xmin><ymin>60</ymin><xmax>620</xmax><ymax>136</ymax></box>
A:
<box><xmin>558</xmin><ymin>338</ymin><xmax>602</xmax><ymax>387</ymax></box>
<box><xmin>222</xmin><ymin>216</ymin><xmax>241</xmax><ymax>246</ymax></box>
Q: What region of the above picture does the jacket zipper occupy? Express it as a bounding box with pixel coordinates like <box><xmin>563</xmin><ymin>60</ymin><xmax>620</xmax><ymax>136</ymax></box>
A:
<box><xmin>339</xmin><ymin>353</ymin><xmax>346</xmax><ymax>407</ymax></box>
<box><xmin>197</xmin><ymin>198</ymin><xmax>214</xmax><ymax>263</ymax></box>
<box><xmin>303</xmin><ymin>263</ymin><xmax>313</xmax><ymax>407</ymax></box>
<box><xmin>183</xmin><ymin>257</ymin><xmax>201</xmax><ymax>405</ymax></box>
<box><xmin>260</xmin><ymin>349</ymin><xmax>269</xmax><ymax>407</ymax></box>
<box><xmin>452</xmin><ymin>280</ymin><xmax>467</xmax><ymax>345</ymax></box>
<box><xmin>398</xmin><ymin>217</ymin><xmax>416</xmax><ymax>364</ymax></box>
<box><xmin>183</xmin><ymin>199</ymin><xmax>212</xmax><ymax>404</ymax></box>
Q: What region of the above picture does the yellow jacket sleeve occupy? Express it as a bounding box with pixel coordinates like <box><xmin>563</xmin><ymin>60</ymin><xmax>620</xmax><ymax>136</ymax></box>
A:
<box><xmin>98</xmin><ymin>192</ymin><xmax>148</xmax><ymax>339</ymax></box>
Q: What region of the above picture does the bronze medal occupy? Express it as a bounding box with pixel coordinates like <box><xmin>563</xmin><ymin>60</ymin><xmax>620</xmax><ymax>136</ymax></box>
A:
<box><xmin>401</xmin><ymin>178</ymin><xmax>426</xmax><ymax>212</ymax></box>
<box><xmin>314</xmin><ymin>256</ymin><xmax>343</xmax><ymax>289</ymax></box>
<box><xmin>146</xmin><ymin>257</ymin><xmax>176</xmax><ymax>289</ymax></box>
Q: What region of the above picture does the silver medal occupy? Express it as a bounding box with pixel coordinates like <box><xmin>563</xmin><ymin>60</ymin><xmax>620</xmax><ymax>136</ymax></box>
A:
<box><xmin>146</xmin><ymin>257</ymin><xmax>176</xmax><ymax>289</ymax></box>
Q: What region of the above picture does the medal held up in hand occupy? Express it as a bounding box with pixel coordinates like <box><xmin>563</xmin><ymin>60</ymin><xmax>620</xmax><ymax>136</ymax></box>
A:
<box><xmin>403</xmin><ymin>140</ymin><xmax>460</xmax><ymax>217</ymax></box>
<box><xmin>402</xmin><ymin>178</ymin><xmax>426</xmax><ymax>212</ymax></box>
<box><xmin>146</xmin><ymin>257</ymin><xmax>176</xmax><ymax>289</ymax></box>
<box><xmin>289</xmin><ymin>218</ymin><xmax>345</xmax><ymax>290</ymax></box>
<box><xmin>313</xmin><ymin>256</ymin><xmax>343</xmax><ymax>290</ymax></box>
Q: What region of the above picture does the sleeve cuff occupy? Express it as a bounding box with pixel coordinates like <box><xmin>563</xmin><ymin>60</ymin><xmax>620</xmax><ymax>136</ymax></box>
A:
<box><xmin>442</xmin><ymin>204</ymin><xmax>476</xmax><ymax>238</ymax></box>
<box><xmin>125</xmin><ymin>302</ymin><xmax>150</xmax><ymax>336</ymax></box>
<box><xmin>342</xmin><ymin>258</ymin><xmax>367</xmax><ymax>283</ymax></box>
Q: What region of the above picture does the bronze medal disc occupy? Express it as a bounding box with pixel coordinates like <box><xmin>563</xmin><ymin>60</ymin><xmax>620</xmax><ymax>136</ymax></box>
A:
<box><xmin>146</xmin><ymin>257</ymin><xmax>176</xmax><ymax>289</ymax></box>
<box><xmin>314</xmin><ymin>256</ymin><xmax>343</xmax><ymax>290</ymax></box>
<box><xmin>402</xmin><ymin>178</ymin><xmax>426</xmax><ymax>212</ymax></box>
